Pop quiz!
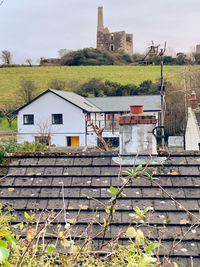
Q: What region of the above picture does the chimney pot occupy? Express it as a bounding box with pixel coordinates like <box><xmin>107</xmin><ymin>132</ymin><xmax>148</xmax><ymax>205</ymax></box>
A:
<box><xmin>191</xmin><ymin>91</ymin><xmax>196</xmax><ymax>100</ymax></box>
<box><xmin>130</xmin><ymin>105</ymin><xmax>143</xmax><ymax>114</ymax></box>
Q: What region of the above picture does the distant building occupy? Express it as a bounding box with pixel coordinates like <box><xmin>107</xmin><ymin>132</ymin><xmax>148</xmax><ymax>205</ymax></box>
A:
<box><xmin>96</xmin><ymin>7</ymin><xmax>133</xmax><ymax>55</ymax></box>
<box><xmin>14</xmin><ymin>89</ymin><xmax>161</xmax><ymax>147</ymax></box>
<box><xmin>196</xmin><ymin>44</ymin><xmax>200</xmax><ymax>54</ymax></box>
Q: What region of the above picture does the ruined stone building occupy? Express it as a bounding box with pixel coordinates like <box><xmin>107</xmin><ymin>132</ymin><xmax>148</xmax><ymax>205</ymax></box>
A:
<box><xmin>96</xmin><ymin>7</ymin><xmax>133</xmax><ymax>55</ymax></box>
<box><xmin>196</xmin><ymin>44</ymin><xmax>200</xmax><ymax>53</ymax></box>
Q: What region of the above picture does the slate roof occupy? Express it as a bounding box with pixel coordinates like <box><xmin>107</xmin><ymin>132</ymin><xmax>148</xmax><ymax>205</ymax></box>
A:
<box><xmin>14</xmin><ymin>89</ymin><xmax>101</xmax><ymax>114</ymax></box>
<box><xmin>0</xmin><ymin>153</ymin><xmax>200</xmax><ymax>266</ymax></box>
<box><xmin>14</xmin><ymin>89</ymin><xmax>161</xmax><ymax>114</ymax></box>
<box><xmin>86</xmin><ymin>95</ymin><xmax>161</xmax><ymax>112</ymax></box>
<box><xmin>50</xmin><ymin>89</ymin><xmax>101</xmax><ymax>112</ymax></box>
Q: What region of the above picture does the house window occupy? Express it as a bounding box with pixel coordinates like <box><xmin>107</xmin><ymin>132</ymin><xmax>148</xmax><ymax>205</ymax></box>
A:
<box><xmin>52</xmin><ymin>114</ymin><xmax>63</xmax><ymax>124</ymax></box>
<box><xmin>35</xmin><ymin>136</ymin><xmax>50</xmax><ymax>146</ymax></box>
<box><xmin>23</xmin><ymin>114</ymin><xmax>34</xmax><ymax>125</ymax></box>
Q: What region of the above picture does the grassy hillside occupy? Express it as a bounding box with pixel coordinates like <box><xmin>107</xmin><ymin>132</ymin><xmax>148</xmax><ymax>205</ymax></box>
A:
<box><xmin>0</xmin><ymin>65</ymin><xmax>182</xmax><ymax>104</ymax></box>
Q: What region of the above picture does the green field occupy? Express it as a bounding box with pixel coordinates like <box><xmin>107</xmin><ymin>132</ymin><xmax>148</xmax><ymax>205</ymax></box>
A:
<box><xmin>0</xmin><ymin>117</ymin><xmax>17</xmax><ymax>130</ymax></box>
<box><xmin>0</xmin><ymin>65</ymin><xmax>182</xmax><ymax>104</ymax></box>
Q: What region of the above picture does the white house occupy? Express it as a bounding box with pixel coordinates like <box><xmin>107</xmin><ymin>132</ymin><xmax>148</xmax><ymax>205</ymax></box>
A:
<box><xmin>14</xmin><ymin>89</ymin><xmax>161</xmax><ymax>147</ymax></box>
<box><xmin>185</xmin><ymin>92</ymin><xmax>200</xmax><ymax>151</ymax></box>
<box><xmin>185</xmin><ymin>107</ymin><xmax>200</xmax><ymax>150</ymax></box>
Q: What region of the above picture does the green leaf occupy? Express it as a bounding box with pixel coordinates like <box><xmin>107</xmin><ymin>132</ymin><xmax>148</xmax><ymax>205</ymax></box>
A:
<box><xmin>0</xmin><ymin>229</ymin><xmax>10</xmax><ymax>237</ymax></box>
<box><xmin>144</xmin><ymin>171</ymin><xmax>152</xmax><ymax>179</ymax></box>
<box><xmin>5</xmin><ymin>235</ymin><xmax>17</xmax><ymax>250</ymax></box>
<box><xmin>0</xmin><ymin>247</ymin><xmax>10</xmax><ymax>263</ymax></box>
<box><xmin>106</xmin><ymin>206</ymin><xmax>111</xmax><ymax>214</ymax></box>
<box><xmin>106</xmin><ymin>206</ymin><xmax>116</xmax><ymax>214</ymax></box>
<box><xmin>146</xmin><ymin>242</ymin><xmax>160</xmax><ymax>253</ymax></box>
<box><xmin>13</xmin><ymin>222</ymin><xmax>23</xmax><ymax>230</ymax></box>
<box><xmin>0</xmin><ymin>241</ymin><xmax>7</xmax><ymax>248</ymax></box>
<box><xmin>124</xmin><ymin>168</ymin><xmax>134</xmax><ymax>176</ymax></box>
<box><xmin>133</xmin><ymin>207</ymin><xmax>144</xmax><ymax>218</ymax></box>
<box><xmin>46</xmin><ymin>244</ymin><xmax>55</xmax><ymax>254</ymax></box>
<box><xmin>135</xmin><ymin>164</ymin><xmax>142</xmax><ymax>173</ymax></box>
<box><xmin>103</xmin><ymin>217</ymin><xmax>107</xmax><ymax>227</ymax></box>
<box><xmin>4</xmin><ymin>260</ymin><xmax>11</xmax><ymax>267</ymax></box>
<box><xmin>24</xmin><ymin>211</ymin><xmax>30</xmax><ymax>220</ymax></box>
<box><xmin>126</xmin><ymin>227</ymin><xmax>136</xmax><ymax>238</ymax></box>
<box><xmin>24</xmin><ymin>211</ymin><xmax>34</xmax><ymax>221</ymax></box>
<box><xmin>112</xmin><ymin>257</ymin><xmax>118</xmax><ymax>263</ymax></box>
<box><xmin>143</xmin><ymin>207</ymin><xmax>149</xmax><ymax>215</ymax></box>
<box><xmin>108</xmin><ymin>186</ymin><xmax>117</xmax><ymax>195</ymax></box>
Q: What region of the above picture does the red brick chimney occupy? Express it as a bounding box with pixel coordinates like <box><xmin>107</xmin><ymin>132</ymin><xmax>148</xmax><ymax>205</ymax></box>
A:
<box><xmin>190</xmin><ymin>91</ymin><xmax>199</xmax><ymax>109</ymax></box>
<box><xmin>119</xmin><ymin>105</ymin><xmax>157</xmax><ymax>125</ymax></box>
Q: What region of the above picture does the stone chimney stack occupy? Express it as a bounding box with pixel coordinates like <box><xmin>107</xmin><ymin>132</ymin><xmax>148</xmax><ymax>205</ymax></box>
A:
<box><xmin>97</xmin><ymin>6</ymin><xmax>104</xmax><ymax>32</ymax></box>
<box><xmin>190</xmin><ymin>91</ymin><xmax>199</xmax><ymax>109</ymax></box>
<box><xmin>119</xmin><ymin>105</ymin><xmax>157</xmax><ymax>155</ymax></box>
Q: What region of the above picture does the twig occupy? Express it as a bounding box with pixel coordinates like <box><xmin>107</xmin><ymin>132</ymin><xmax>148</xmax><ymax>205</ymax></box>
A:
<box><xmin>149</xmin><ymin>176</ymin><xmax>200</xmax><ymax>223</ymax></box>
<box><xmin>17</xmin><ymin>208</ymin><xmax>65</xmax><ymax>266</ymax></box>
<box><xmin>30</xmin><ymin>210</ymin><xmax>44</xmax><ymax>262</ymax></box>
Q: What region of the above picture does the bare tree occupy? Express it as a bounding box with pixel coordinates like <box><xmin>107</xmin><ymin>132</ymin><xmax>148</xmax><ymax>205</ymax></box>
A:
<box><xmin>36</xmin><ymin>120</ymin><xmax>51</xmax><ymax>145</ymax></box>
<box><xmin>26</xmin><ymin>59</ymin><xmax>32</xmax><ymax>67</ymax></box>
<box><xmin>1</xmin><ymin>50</ymin><xmax>12</xmax><ymax>65</ymax></box>
<box><xmin>18</xmin><ymin>78</ymin><xmax>37</xmax><ymax>104</ymax></box>
<box><xmin>89</xmin><ymin>122</ymin><xmax>109</xmax><ymax>151</ymax></box>
<box><xmin>58</xmin><ymin>49</ymin><xmax>72</xmax><ymax>58</ymax></box>
<box><xmin>0</xmin><ymin>0</ymin><xmax>4</xmax><ymax>6</ymax></box>
<box><xmin>0</xmin><ymin>104</ymin><xmax>17</xmax><ymax>127</ymax></box>
<box><xmin>164</xmin><ymin>82</ymin><xmax>187</xmax><ymax>136</ymax></box>
<box><xmin>48</xmin><ymin>78</ymin><xmax>66</xmax><ymax>91</ymax></box>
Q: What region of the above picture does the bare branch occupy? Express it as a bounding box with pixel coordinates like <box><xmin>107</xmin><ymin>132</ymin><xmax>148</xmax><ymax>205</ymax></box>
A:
<box><xmin>88</xmin><ymin>122</ymin><xmax>109</xmax><ymax>151</ymax></box>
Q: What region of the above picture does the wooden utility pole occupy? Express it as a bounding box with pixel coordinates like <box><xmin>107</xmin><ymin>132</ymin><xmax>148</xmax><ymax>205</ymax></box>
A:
<box><xmin>159</xmin><ymin>42</ymin><xmax>166</xmax><ymax>149</ymax></box>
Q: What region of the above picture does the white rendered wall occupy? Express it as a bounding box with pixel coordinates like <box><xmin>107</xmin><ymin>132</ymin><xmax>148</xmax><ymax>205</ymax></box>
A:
<box><xmin>185</xmin><ymin>108</ymin><xmax>200</xmax><ymax>150</ymax></box>
<box><xmin>17</xmin><ymin>92</ymin><xmax>86</xmax><ymax>147</ymax></box>
<box><xmin>119</xmin><ymin>124</ymin><xmax>157</xmax><ymax>155</ymax></box>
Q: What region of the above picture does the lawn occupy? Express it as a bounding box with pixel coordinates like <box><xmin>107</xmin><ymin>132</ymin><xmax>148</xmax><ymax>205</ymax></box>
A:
<box><xmin>0</xmin><ymin>117</ymin><xmax>17</xmax><ymax>130</ymax></box>
<box><xmin>0</xmin><ymin>65</ymin><xmax>182</xmax><ymax>105</ymax></box>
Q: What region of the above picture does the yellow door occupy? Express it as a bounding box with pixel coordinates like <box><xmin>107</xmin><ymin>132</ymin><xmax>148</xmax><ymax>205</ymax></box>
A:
<box><xmin>70</xmin><ymin>136</ymin><xmax>79</xmax><ymax>147</ymax></box>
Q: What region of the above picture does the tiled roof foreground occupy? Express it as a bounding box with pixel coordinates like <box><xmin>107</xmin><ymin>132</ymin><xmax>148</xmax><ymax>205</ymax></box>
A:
<box><xmin>0</xmin><ymin>154</ymin><xmax>200</xmax><ymax>266</ymax></box>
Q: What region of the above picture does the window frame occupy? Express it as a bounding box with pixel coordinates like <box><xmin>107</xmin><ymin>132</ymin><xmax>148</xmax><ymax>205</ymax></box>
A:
<box><xmin>23</xmin><ymin>114</ymin><xmax>34</xmax><ymax>125</ymax></box>
<box><xmin>35</xmin><ymin>136</ymin><xmax>50</xmax><ymax>146</ymax></box>
<box><xmin>52</xmin><ymin>114</ymin><xmax>63</xmax><ymax>125</ymax></box>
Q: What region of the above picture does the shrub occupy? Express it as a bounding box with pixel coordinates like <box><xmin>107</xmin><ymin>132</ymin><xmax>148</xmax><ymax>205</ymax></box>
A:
<box><xmin>0</xmin><ymin>139</ymin><xmax>50</xmax><ymax>162</ymax></box>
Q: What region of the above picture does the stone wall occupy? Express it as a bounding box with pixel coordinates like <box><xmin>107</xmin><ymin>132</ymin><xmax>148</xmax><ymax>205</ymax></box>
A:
<box><xmin>96</xmin><ymin>7</ymin><xmax>133</xmax><ymax>55</ymax></box>
<box><xmin>97</xmin><ymin>31</ymin><xmax>133</xmax><ymax>55</ymax></box>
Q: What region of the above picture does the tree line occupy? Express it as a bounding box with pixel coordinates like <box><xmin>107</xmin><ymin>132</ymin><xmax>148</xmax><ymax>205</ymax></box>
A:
<box><xmin>2</xmin><ymin>48</ymin><xmax>200</xmax><ymax>67</ymax></box>
<box><xmin>0</xmin><ymin>74</ymin><xmax>189</xmax><ymax>139</ymax></box>
<box><xmin>45</xmin><ymin>48</ymin><xmax>200</xmax><ymax>66</ymax></box>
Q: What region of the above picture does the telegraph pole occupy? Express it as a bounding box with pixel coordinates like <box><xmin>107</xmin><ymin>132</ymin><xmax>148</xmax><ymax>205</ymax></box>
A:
<box><xmin>159</xmin><ymin>42</ymin><xmax>166</xmax><ymax>149</ymax></box>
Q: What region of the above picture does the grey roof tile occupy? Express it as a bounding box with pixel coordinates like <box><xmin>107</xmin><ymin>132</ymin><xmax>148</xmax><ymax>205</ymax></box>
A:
<box><xmin>0</xmin><ymin>177</ymin><xmax>14</xmax><ymax>186</ymax></box>
<box><xmin>87</xmin><ymin>95</ymin><xmax>161</xmax><ymax>112</ymax></box>
<box><xmin>14</xmin><ymin>177</ymin><xmax>33</xmax><ymax>186</ymax></box>
<box><xmin>1</xmin><ymin>153</ymin><xmax>200</xmax><ymax>265</ymax></box>
<box><xmin>82</xmin><ymin>167</ymin><xmax>101</xmax><ymax>176</ymax></box>
<box><xmin>50</xmin><ymin>89</ymin><xmax>101</xmax><ymax>112</ymax></box>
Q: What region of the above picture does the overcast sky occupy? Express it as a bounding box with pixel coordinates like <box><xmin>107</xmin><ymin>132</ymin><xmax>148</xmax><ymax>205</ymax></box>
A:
<box><xmin>0</xmin><ymin>0</ymin><xmax>200</xmax><ymax>64</ymax></box>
